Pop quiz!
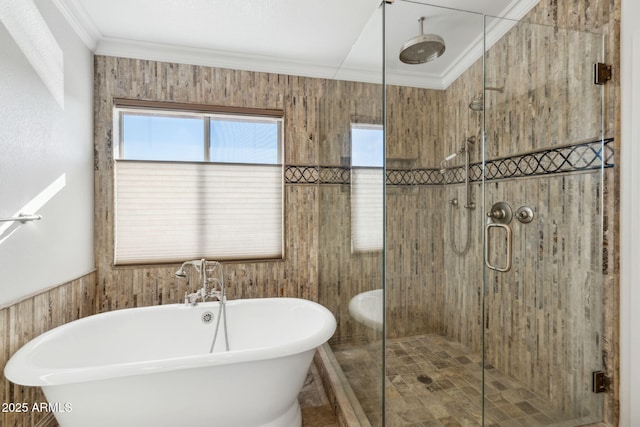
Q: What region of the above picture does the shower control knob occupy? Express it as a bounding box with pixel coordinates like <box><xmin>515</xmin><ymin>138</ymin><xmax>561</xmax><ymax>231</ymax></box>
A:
<box><xmin>516</xmin><ymin>206</ymin><xmax>534</xmax><ymax>223</ymax></box>
<box><xmin>487</xmin><ymin>201</ymin><xmax>512</xmax><ymax>225</ymax></box>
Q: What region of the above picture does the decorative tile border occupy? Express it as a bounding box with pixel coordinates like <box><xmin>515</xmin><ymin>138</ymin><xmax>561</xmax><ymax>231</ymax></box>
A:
<box><xmin>443</xmin><ymin>137</ymin><xmax>615</xmax><ymax>184</ymax></box>
<box><xmin>285</xmin><ymin>138</ymin><xmax>614</xmax><ymax>185</ymax></box>
<box><xmin>284</xmin><ymin>165</ymin><xmax>319</xmax><ymax>184</ymax></box>
<box><xmin>284</xmin><ymin>165</ymin><xmax>351</xmax><ymax>184</ymax></box>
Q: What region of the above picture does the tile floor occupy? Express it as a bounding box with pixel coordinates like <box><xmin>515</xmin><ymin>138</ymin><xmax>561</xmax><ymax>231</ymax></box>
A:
<box><xmin>333</xmin><ymin>333</ymin><xmax>599</xmax><ymax>427</ymax></box>
<box><xmin>299</xmin><ymin>362</ymin><xmax>340</xmax><ymax>427</ymax></box>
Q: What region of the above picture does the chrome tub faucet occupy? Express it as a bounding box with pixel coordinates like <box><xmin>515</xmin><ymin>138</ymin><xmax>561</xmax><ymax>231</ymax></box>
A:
<box><xmin>175</xmin><ymin>259</ymin><xmax>226</xmax><ymax>307</ymax></box>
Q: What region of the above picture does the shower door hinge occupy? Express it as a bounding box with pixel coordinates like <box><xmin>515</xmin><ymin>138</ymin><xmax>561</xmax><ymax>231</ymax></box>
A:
<box><xmin>594</xmin><ymin>63</ymin><xmax>612</xmax><ymax>85</ymax></box>
<box><xmin>592</xmin><ymin>370</ymin><xmax>609</xmax><ymax>393</ymax></box>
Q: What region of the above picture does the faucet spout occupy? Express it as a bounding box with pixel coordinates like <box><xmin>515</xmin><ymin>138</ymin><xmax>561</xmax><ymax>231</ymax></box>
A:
<box><xmin>175</xmin><ymin>259</ymin><xmax>226</xmax><ymax>306</ymax></box>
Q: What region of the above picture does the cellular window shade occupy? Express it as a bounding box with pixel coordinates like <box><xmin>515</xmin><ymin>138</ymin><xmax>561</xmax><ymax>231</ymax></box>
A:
<box><xmin>351</xmin><ymin>167</ymin><xmax>384</xmax><ymax>252</ymax></box>
<box><xmin>114</xmin><ymin>161</ymin><xmax>283</xmax><ymax>264</ymax></box>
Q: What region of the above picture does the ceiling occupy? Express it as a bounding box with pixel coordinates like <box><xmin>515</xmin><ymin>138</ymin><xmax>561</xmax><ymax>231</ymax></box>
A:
<box><xmin>52</xmin><ymin>0</ymin><xmax>539</xmax><ymax>90</ymax></box>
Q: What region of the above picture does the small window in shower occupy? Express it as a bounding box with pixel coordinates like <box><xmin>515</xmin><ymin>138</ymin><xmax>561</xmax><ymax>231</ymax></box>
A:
<box><xmin>350</xmin><ymin>123</ymin><xmax>384</xmax><ymax>253</ymax></box>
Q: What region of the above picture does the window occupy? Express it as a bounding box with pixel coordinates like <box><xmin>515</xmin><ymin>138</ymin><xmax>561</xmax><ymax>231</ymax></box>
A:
<box><xmin>113</xmin><ymin>100</ymin><xmax>283</xmax><ymax>265</ymax></box>
<box><xmin>351</xmin><ymin>123</ymin><xmax>384</xmax><ymax>252</ymax></box>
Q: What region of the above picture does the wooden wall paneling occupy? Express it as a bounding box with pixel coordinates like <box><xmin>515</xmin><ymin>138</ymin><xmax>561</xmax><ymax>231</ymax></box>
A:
<box><xmin>1</xmin><ymin>272</ymin><xmax>98</xmax><ymax>427</ymax></box>
<box><xmin>94</xmin><ymin>57</ymin><xmax>320</xmax><ymax>311</ymax></box>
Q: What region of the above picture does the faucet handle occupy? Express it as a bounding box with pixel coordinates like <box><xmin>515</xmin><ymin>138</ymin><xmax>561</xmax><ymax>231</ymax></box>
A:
<box><xmin>184</xmin><ymin>291</ymin><xmax>198</xmax><ymax>306</ymax></box>
<box><xmin>208</xmin><ymin>290</ymin><xmax>226</xmax><ymax>302</ymax></box>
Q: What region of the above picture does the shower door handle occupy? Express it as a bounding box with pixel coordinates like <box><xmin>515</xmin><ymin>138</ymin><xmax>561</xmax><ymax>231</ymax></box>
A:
<box><xmin>484</xmin><ymin>222</ymin><xmax>512</xmax><ymax>272</ymax></box>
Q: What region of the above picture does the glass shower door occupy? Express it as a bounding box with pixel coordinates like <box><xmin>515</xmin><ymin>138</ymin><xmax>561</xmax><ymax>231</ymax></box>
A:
<box><xmin>324</xmin><ymin>2</ymin><xmax>610</xmax><ymax>425</ymax></box>
<box><xmin>481</xmin><ymin>16</ymin><xmax>608</xmax><ymax>426</ymax></box>
<box><xmin>317</xmin><ymin>4</ymin><xmax>386</xmax><ymax>426</ymax></box>
<box><xmin>384</xmin><ymin>3</ymin><xmax>487</xmax><ymax>426</ymax></box>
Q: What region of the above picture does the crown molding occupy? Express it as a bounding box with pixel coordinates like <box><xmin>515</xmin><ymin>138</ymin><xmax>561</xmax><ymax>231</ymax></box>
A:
<box><xmin>440</xmin><ymin>0</ymin><xmax>540</xmax><ymax>89</ymax></box>
<box><xmin>95</xmin><ymin>37</ymin><xmax>348</xmax><ymax>80</ymax></box>
<box><xmin>386</xmin><ymin>71</ymin><xmax>446</xmax><ymax>90</ymax></box>
<box><xmin>497</xmin><ymin>0</ymin><xmax>541</xmax><ymax>22</ymax></box>
<box><xmin>55</xmin><ymin>0</ymin><xmax>539</xmax><ymax>90</ymax></box>
<box><xmin>51</xmin><ymin>0</ymin><xmax>101</xmax><ymax>50</ymax></box>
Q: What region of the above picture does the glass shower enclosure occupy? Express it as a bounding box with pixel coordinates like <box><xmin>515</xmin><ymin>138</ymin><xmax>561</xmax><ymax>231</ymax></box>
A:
<box><xmin>318</xmin><ymin>1</ymin><xmax>608</xmax><ymax>425</ymax></box>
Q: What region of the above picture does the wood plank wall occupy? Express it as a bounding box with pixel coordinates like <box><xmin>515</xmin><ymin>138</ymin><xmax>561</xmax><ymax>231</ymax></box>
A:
<box><xmin>94</xmin><ymin>58</ymin><xmax>328</xmax><ymax>310</ymax></box>
<box><xmin>0</xmin><ymin>272</ymin><xmax>97</xmax><ymax>427</ymax></box>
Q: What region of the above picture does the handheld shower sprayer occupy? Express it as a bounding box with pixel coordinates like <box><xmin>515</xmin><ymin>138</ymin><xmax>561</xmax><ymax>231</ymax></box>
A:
<box><xmin>440</xmin><ymin>152</ymin><xmax>458</xmax><ymax>173</ymax></box>
<box><xmin>439</xmin><ymin>136</ymin><xmax>475</xmax><ymax>174</ymax></box>
<box><xmin>444</xmin><ymin>152</ymin><xmax>458</xmax><ymax>162</ymax></box>
<box><xmin>444</xmin><ymin>136</ymin><xmax>477</xmax><ymax>256</ymax></box>
<box><xmin>175</xmin><ymin>259</ymin><xmax>206</xmax><ymax>281</ymax></box>
<box><xmin>175</xmin><ymin>264</ymin><xmax>187</xmax><ymax>279</ymax></box>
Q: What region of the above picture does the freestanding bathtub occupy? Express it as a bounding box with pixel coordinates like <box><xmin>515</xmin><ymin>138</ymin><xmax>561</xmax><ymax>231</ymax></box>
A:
<box><xmin>4</xmin><ymin>297</ymin><xmax>336</xmax><ymax>427</ymax></box>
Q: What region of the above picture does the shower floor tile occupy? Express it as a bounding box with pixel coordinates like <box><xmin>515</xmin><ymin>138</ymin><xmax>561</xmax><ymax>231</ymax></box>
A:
<box><xmin>332</xmin><ymin>333</ymin><xmax>597</xmax><ymax>427</ymax></box>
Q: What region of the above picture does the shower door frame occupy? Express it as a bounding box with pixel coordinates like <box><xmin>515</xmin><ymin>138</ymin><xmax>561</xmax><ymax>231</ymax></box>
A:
<box><xmin>379</xmin><ymin>3</ymin><xmax>609</xmax><ymax>426</ymax></box>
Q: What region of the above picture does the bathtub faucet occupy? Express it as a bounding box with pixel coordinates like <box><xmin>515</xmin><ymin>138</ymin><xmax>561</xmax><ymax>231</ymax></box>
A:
<box><xmin>175</xmin><ymin>259</ymin><xmax>226</xmax><ymax>307</ymax></box>
<box><xmin>175</xmin><ymin>259</ymin><xmax>230</xmax><ymax>352</ymax></box>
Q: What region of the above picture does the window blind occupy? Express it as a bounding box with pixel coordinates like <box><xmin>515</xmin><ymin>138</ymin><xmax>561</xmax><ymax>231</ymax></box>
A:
<box><xmin>351</xmin><ymin>167</ymin><xmax>384</xmax><ymax>252</ymax></box>
<box><xmin>114</xmin><ymin>161</ymin><xmax>283</xmax><ymax>264</ymax></box>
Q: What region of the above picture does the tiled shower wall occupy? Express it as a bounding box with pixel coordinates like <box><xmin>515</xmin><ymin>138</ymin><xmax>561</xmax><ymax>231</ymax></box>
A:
<box><xmin>439</xmin><ymin>6</ymin><xmax>619</xmax><ymax>423</ymax></box>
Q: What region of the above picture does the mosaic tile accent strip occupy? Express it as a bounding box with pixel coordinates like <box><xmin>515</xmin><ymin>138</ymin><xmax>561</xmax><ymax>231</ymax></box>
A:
<box><xmin>444</xmin><ymin>137</ymin><xmax>615</xmax><ymax>184</ymax></box>
<box><xmin>320</xmin><ymin>166</ymin><xmax>351</xmax><ymax>185</ymax></box>
<box><xmin>413</xmin><ymin>169</ymin><xmax>446</xmax><ymax>185</ymax></box>
<box><xmin>424</xmin><ymin>138</ymin><xmax>615</xmax><ymax>185</ymax></box>
<box><xmin>285</xmin><ymin>139</ymin><xmax>614</xmax><ymax>186</ymax></box>
<box><xmin>285</xmin><ymin>165</ymin><xmax>351</xmax><ymax>184</ymax></box>
<box><xmin>285</xmin><ymin>165</ymin><xmax>320</xmax><ymax>184</ymax></box>
<box><xmin>387</xmin><ymin>169</ymin><xmax>415</xmax><ymax>186</ymax></box>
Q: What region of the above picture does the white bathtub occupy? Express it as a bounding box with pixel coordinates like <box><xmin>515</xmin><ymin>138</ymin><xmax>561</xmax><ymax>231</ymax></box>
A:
<box><xmin>4</xmin><ymin>297</ymin><xmax>336</xmax><ymax>427</ymax></box>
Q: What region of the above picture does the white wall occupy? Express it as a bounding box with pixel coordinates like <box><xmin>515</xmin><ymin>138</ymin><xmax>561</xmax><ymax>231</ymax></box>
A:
<box><xmin>0</xmin><ymin>0</ymin><xmax>93</xmax><ymax>306</ymax></box>
<box><xmin>620</xmin><ymin>0</ymin><xmax>640</xmax><ymax>424</ymax></box>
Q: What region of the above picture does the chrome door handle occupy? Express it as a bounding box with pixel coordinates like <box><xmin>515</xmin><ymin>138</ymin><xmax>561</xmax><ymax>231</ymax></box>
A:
<box><xmin>485</xmin><ymin>222</ymin><xmax>512</xmax><ymax>272</ymax></box>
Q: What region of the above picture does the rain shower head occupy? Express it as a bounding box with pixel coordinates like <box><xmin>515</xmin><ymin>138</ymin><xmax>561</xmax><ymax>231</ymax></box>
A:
<box><xmin>399</xmin><ymin>17</ymin><xmax>445</xmax><ymax>64</ymax></box>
